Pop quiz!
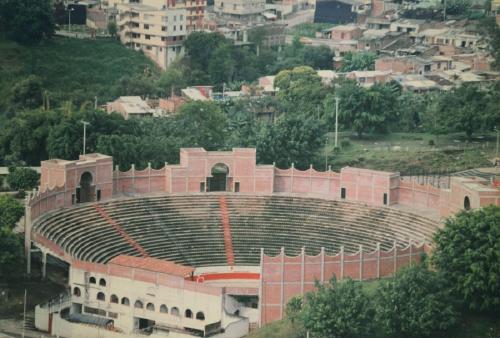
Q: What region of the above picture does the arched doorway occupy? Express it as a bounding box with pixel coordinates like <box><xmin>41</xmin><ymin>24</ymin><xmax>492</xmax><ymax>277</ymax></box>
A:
<box><xmin>77</xmin><ymin>172</ymin><xmax>95</xmax><ymax>203</ymax></box>
<box><xmin>464</xmin><ymin>196</ymin><xmax>471</xmax><ymax>210</ymax></box>
<box><xmin>207</xmin><ymin>163</ymin><xmax>229</xmax><ymax>192</ymax></box>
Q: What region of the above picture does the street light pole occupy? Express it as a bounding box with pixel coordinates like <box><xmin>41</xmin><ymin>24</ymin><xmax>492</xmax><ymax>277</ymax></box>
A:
<box><xmin>334</xmin><ymin>96</ymin><xmax>340</xmax><ymax>148</ymax></box>
<box><xmin>81</xmin><ymin>120</ymin><xmax>90</xmax><ymax>155</ymax></box>
<box><xmin>68</xmin><ymin>7</ymin><xmax>75</xmax><ymax>33</ymax></box>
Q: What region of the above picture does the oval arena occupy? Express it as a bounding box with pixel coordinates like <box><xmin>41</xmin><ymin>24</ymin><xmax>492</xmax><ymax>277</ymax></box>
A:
<box><xmin>27</xmin><ymin>149</ymin><xmax>500</xmax><ymax>338</ymax></box>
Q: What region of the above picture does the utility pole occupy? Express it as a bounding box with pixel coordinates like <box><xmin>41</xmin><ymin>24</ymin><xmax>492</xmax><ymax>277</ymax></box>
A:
<box><xmin>325</xmin><ymin>137</ymin><xmax>329</xmax><ymax>171</ymax></box>
<box><xmin>68</xmin><ymin>7</ymin><xmax>75</xmax><ymax>33</ymax></box>
<box><xmin>81</xmin><ymin>120</ymin><xmax>90</xmax><ymax>155</ymax></box>
<box><xmin>334</xmin><ymin>96</ymin><xmax>340</xmax><ymax>148</ymax></box>
<box><xmin>443</xmin><ymin>0</ymin><xmax>447</xmax><ymax>21</ymax></box>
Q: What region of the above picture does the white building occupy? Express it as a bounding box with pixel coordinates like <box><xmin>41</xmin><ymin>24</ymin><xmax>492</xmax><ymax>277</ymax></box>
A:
<box><xmin>117</xmin><ymin>3</ymin><xmax>187</xmax><ymax>69</ymax></box>
<box><xmin>214</xmin><ymin>0</ymin><xmax>266</xmax><ymax>18</ymax></box>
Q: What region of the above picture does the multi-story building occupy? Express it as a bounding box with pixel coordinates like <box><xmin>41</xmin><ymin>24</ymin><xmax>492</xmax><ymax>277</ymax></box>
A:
<box><xmin>213</xmin><ymin>0</ymin><xmax>266</xmax><ymax>19</ymax></box>
<box><xmin>117</xmin><ymin>2</ymin><xmax>187</xmax><ymax>69</ymax></box>
<box><xmin>107</xmin><ymin>0</ymin><xmax>205</xmax><ymax>31</ymax></box>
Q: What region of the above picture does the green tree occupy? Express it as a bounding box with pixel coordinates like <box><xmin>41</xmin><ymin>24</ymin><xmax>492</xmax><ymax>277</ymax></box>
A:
<box><xmin>184</xmin><ymin>32</ymin><xmax>227</xmax><ymax>71</ymax></box>
<box><xmin>275</xmin><ymin>66</ymin><xmax>326</xmax><ymax>111</ymax></box>
<box><xmin>0</xmin><ymin>195</ymin><xmax>24</xmax><ymax>229</ymax></box>
<box><xmin>6</xmin><ymin>167</ymin><xmax>39</xmax><ymax>191</ymax></box>
<box><xmin>376</xmin><ymin>264</ymin><xmax>458</xmax><ymax>338</ymax></box>
<box><xmin>107</xmin><ymin>21</ymin><xmax>118</xmax><ymax>37</ymax></box>
<box><xmin>0</xmin><ymin>0</ymin><xmax>55</xmax><ymax>43</ymax></box>
<box><xmin>301</xmin><ymin>277</ymin><xmax>375</xmax><ymax>338</ymax></box>
<box><xmin>432</xmin><ymin>206</ymin><xmax>500</xmax><ymax>313</ymax></box>
<box><xmin>257</xmin><ymin>112</ymin><xmax>326</xmax><ymax>169</ymax></box>
<box><xmin>303</xmin><ymin>45</ymin><xmax>334</xmax><ymax>69</ymax></box>
<box><xmin>339</xmin><ymin>52</ymin><xmax>377</xmax><ymax>72</ymax></box>
<box><xmin>10</xmin><ymin>75</ymin><xmax>44</xmax><ymax>110</ymax></box>
<box><xmin>208</xmin><ymin>44</ymin><xmax>236</xmax><ymax>86</ymax></box>
<box><xmin>175</xmin><ymin>101</ymin><xmax>228</xmax><ymax>150</ymax></box>
<box><xmin>0</xmin><ymin>227</ymin><xmax>24</xmax><ymax>278</ymax></box>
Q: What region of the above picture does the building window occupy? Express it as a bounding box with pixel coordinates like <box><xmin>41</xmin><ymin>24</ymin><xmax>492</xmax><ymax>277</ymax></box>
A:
<box><xmin>121</xmin><ymin>297</ymin><xmax>130</xmax><ymax>306</ymax></box>
<box><xmin>144</xmin><ymin>24</ymin><xmax>149</xmax><ymax>29</ymax></box>
<box><xmin>145</xmin><ymin>34</ymin><xmax>151</xmax><ymax>40</ymax></box>
<box><xmin>171</xmin><ymin>307</ymin><xmax>180</xmax><ymax>316</ymax></box>
<box><xmin>464</xmin><ymin>196</ymin><xmax>471</xmax><ymax>210</ymax></box>
<box><xmin>96</xmin><ymin>190</ymin><xmax>101</xmax><ymax>201</ymax></box>
<box><xmin>97</xmin><ymin>292</ymin><xmax>105</xmax><ymax>301</ymax></box>
<box><xmin>185</xmin><ymin>309</ymin><xmax>193</xmax><ymax>318</ymax></box>
<box><xmin>73</xmin><ymin>287</ymin><xmax>81</xmax><ymax>297</ymax></box>
<box><xmin>160</xmin><ymin>304</ymin><xmax>168</xmax><ymax>313</ymax></box>
<box><xmin>135</xmin><ymin>300</ymin><xmax>144</xmax><ymax>309</ymax></box>
<box><xmin>99</xmin><ymin>278</ymin><xmax>106</xmax><ymax>287</ymax></box>
<box><xmin>162</xmin><ymin>26</ymin><xmax>167</xmax><ymax>31</ymax></box>
<box><xmin>200</xmin><ymin>182</ymin><xmax>205</xmax><ymax>192</ymax></box>
<box><xmin>235</xmin><ymin>182</ymin><xmax>240</xmax><ymax>193</ymax></box>
<box><xmin>383</xmin><ymin>193</ymin><xmax>388</xmax><ymax>205</ymax></box>
<box><xmin>110</xmin><ymin>295</ymin><xmax>119</xmax><ymax>303</ymax></box>
<box><xmin>341</xmin><ymin>188</ymin><xmax>346</xmax><ymax>199</ymax></box>
<box><xmin>196</xmin><ymin>311</ymin><xmax>205</xmax><ymax>320</ymax></box>
<box><xmin>146</xmin><ymin>303</ymin><xmax>155</xmax><ymax>311</ymax></box>
<box><xmin>89</xmin><ymin>277</ymin><xmax>96</xmax><ymax>284</ymax></box>
<box><xmin>108</xmin><ymin>312</ymin><xmax>118</xmax><ymax>319</ymax></box>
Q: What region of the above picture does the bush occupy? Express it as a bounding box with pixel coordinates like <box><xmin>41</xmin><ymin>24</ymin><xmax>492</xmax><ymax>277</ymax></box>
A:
<box><xmin>301</xmin><ymin>278</ymin><xmax>375</xmax><ymax>338</ymax></box>
<box><xmin>432</xmin><ymin>206</ymin><xmax>500</xmax><ymax>313</ymax></box>
<box><xmin>0</xmin><ymin>195</ymin><xmax>24</xmax><ymax>229</ymax></box>
<box><xmin>428</xmin><ymin>139</ymin><xmax>435</xmax><ymax>146</ymax></box>
<box><xmin>375</xmin><ymin>264</ymin><xmax>458</xmax><ymax>337</ymax></box>
<box><xmin>6</xmin><ymin>167</ymin><xmax>39</xmax><ymax>191</ymax></box>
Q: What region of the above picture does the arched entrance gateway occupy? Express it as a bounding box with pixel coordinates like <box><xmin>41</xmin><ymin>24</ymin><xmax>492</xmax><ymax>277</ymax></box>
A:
<box><xmin>76</xmin><ymin>171</ymin><xmax>95</xmax><ymax>203</ymax></box>
<box><xmin>207</xmin><ymin>163</ymin><xmax>229</xmax><ymax>192</ymax></box>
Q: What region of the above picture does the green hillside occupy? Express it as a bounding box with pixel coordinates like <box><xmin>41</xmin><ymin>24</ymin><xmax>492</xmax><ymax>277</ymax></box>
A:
<box><xmin>0</xmin><ymin>36</ymin><xmax>159</xmax><ymax>110</ymax></box>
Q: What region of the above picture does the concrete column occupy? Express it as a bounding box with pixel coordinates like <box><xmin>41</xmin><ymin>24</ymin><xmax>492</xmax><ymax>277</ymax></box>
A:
<box><xmin>300</xmin><ymin>247</ymin><xmax>305</xmax><ymax>295</ymax></box>
<box><xmin>271</xmin><ymin>162</ymin><xmax>276</xmax><ymax>193</ymax></box>
<box><xmin>340</xmin><ymin>246</ymin><xmax>344</xmax><ymax>280</ymax></box>
<box><xmin>148</xmin><ymin>162</ymin><xmax>152</xmax><ymax>193</ymax></box>
<box><xmin>290</xmin><ymin>163</ymin><xmax>295</xmax><ymax>193</ymax></box>
<box><xmin>320</xmin><ymin>247</ymin><xmax>325</xmax><ymax>283</ymax></box>
<box><xmin>280</xmin><ymin>247</ymin><xmax>285</xmax><ymax>320</ymax></box>
<box><xmin>42</xmin><ymin>251</ymin><xmax>47</xmax><ymax>280</ymax></box>
<box><xmin>359</xmin><ymin>245</ymin><xmax>363</xmax><ymax>281</ymax></box>
<box><xmin>376</xmin><ymin>243</ymin><xmax>381</xmax><ymax>279</ymax></box>
<box><xmin>258</xmin><ymin>248</ymin><xmax>265</xmax><ymax>328</ymax></box>
<box><xmin>24</xmin><ymin>194</ymin><xmax>32</xmax><ymax>275</ymax></box>
<box><xmin>409</xmin><ymin>239</ymin><xmax>413</xmax><ymax>267</ymax></box>
<box><xmin>115</xmin><ymin>165</ymin><xmax>120</xmax><ymax>194</ymax></box>
<box><xmin>309</xmin><ymin>165</ymin><xmax>313</xmax><ymax>192</ymax></box>
<box><xmin>131</xmin><ymin>164</ymin><xmax>136</xmax><ymax>194</ymax></box>
<box><xmin>393</xmin><ymin>241</ymin><xmax>397</xmax><ymax>274</ymax></box>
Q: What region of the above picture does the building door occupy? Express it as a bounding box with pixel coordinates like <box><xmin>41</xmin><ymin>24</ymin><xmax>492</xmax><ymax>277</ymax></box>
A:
<box><xmin>76</xmin><ymin>172</ymin><xmax>95</xmax><ymax>203</ymax></box>
<box><xmin>207</xmin><ymin>163</ymin><xmax>229</xmax><ymax>192</ymax></box>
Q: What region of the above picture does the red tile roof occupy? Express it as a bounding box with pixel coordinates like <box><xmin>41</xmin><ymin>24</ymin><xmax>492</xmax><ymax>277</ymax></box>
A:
<box><xmin>109</xmin><ymin>255</ymin><xmax>194</xmax><ymax>277</ymax></box>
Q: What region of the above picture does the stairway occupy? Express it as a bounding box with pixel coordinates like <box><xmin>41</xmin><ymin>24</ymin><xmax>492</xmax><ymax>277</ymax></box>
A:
<box><xmin>219</xmin><ymin>196</ymin><xmax>235</xmax><ymax>266</ymax></box>
<box><xmin>94</xmin><ymin>204</ymin><xmax>149</xmax><ymax>258</ymax></box>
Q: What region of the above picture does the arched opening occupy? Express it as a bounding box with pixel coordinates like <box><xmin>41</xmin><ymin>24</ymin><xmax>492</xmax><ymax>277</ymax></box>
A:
<box><xmin>196</xmin><ymin>311</ymin><xmax>205</xmax><ymax>320</ymax></box>
<box><xmin>171</xmin><ymin>307</ymin><xmax>180</xmax><ymax>316</ymax></box>
<box><xmin>97</xmin><ymin>292</ymin><xmax>105</xmax><ymax>301</ymax></box>
<box><xmin>99</xmin><ymin>278</ymin><xmax>106</xmax><ymax>287</ymax></box>
<box><xmin>160</xmin><ymin>304</ymin><xmax>168</xmax><ymax>313</ymax></box>
<box><xmin>185</xmin><ymin>309</ymin><xmax>193</xmax><ymax>318</ymax></box>
<box><xmin>110</xmin><ymin>295</ymin><xmax>119</xmax><ymax>303</ymax></box>
<box><xmin>134</xmin><ymin>300</ymin><xmax>144</xmax><ymax>309</ymax></box>
<box><xmin>77</xmin><ymin>171</ymin><xmax>95</xmax><ymax>203</ymax></box>
<box><xmin>73</xmin><ymin>287</ymin><xmax>81</xmax><ymax>297</ymax></box>
<box><xmin>89</xmin><ymin>276</ymin><xmax>96</xmax><ymax>284</ymax></box>
<box><xmin>207</xmin><ymin>163</ymin><xmax>229</xmax><ymax>192</ymax></box>
<box><xmin>121</xmin><ymin>297</ymin><xmax>130</xmax><ymax>306</ymax></box>
<box><xmin>146</xmin><ymin>303</ymin><xmax>155</xmax><ymax>311</ymax></box>
<box><xmin>464</xmin><ymin>196</ymin><xmax>471</xmax><ymax>210</ymax></box>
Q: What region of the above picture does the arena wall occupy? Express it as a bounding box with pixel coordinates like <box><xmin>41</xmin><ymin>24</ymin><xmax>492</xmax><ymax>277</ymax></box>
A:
<box><xmin>259</xmin><ymin>242</ymin><xmax>428</xmax><ymax>325</ymax></box>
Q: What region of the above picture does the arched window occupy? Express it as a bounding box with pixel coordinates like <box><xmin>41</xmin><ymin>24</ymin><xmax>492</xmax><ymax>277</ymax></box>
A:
<box><xmin>185</xmin><ymin>309</ymin><xmax>193</xmax><ymax>318</ymax></box>
<box><xmin>121</xmin><ymin>297</ymin><xmax>130</xmax><ymax>306</ymax></box>
<box><xmin>160</xmin><ymin>305</ymin><xmax>168</xmax><ymax>313</ymax></box>
<box><xmin>73</xmin><ymin>287</ymin><xmax>81</xmax><ymax>297</ymax></box>
<box><xmin>89</xmin><ymin>277</ymin><xmax>96</xmax><ymax>284</ymax></box>
<box><xmin>99</xmin><ymin>278</ymin><xmax>106</xmax><ymax>287</ymax></box>
<box><xmin>110</xmin><ymin>294</ymin><xmax>119</xmax><ymax>303</ymax></box>
<box><xmin>171</xmin><ymin>307</ymin><xmax>180</xmax><ymax>316</ymax></box>
<box><xmin>97</xmin><ymin>292</ymin><xmax>105</xmax><ymax>301</ymax></box>
<box><xmin>464</xmin><ymin>196</ymin><xmax>471</xmax><ymax>210</ymax></box>
<box><xmin>196</xmin><ymin>311</ymin><xmax>205</xmax><ymax>320</ymax></box>
<box><xmin>134</xmin><ymin>300</ymin><xmax>144</xmax><ymax>309</ymax></box>
<box><xmin>146</xmin><ymin>303</ymin><xmax>155</xmax><ymax>311</ymax></box>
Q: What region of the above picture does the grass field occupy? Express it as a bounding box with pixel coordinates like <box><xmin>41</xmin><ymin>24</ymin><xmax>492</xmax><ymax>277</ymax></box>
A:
<box><xmin>324</xmin><ymin>132</ymin><xmax>496</xmax><ymax>174</ymax></box>
<box><xmin>0</xmin><ymin>35</ymin><xmax>159</xmax><ymax>109</ymax></box>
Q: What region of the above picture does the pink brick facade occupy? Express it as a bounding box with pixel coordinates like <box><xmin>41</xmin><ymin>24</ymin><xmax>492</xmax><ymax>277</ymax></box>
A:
<box><xmin>28</xmin><ymin>149</ymin><xmax>500</xmax><ymax>224</ymax></box>
<box><xmin>260</xmin><ymin>243</ymin><xmax>429</xmax><ymax>325</ymax></box>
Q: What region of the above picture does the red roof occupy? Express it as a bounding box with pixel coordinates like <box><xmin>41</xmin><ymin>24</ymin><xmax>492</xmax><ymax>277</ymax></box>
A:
<box><xmin>109</xmin><ymin>255</ymin><xmax>194</xmax><ymax>277</ymax></box>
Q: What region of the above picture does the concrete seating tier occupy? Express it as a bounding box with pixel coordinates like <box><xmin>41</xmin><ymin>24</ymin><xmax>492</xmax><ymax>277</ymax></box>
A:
<box><xmin>32</xmin><ymin>194</ymin><xmax>439</xmax><ymax>267</ymax></box>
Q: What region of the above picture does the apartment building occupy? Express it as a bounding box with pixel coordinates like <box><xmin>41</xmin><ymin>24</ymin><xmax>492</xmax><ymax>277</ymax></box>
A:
<box><xmin>213</xmin><ymin>0</ymin><xmax>266</xmax><ymax>18</ymax></box>
<box><xmin>117</xmin><ymin>2</ymin><xmax>187</xmax><ymax>69</ymax></box>
<box><xmin>107</xmin><ymin>0</ymin><xmax>205</xmax><ymax>31</ymax></box>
